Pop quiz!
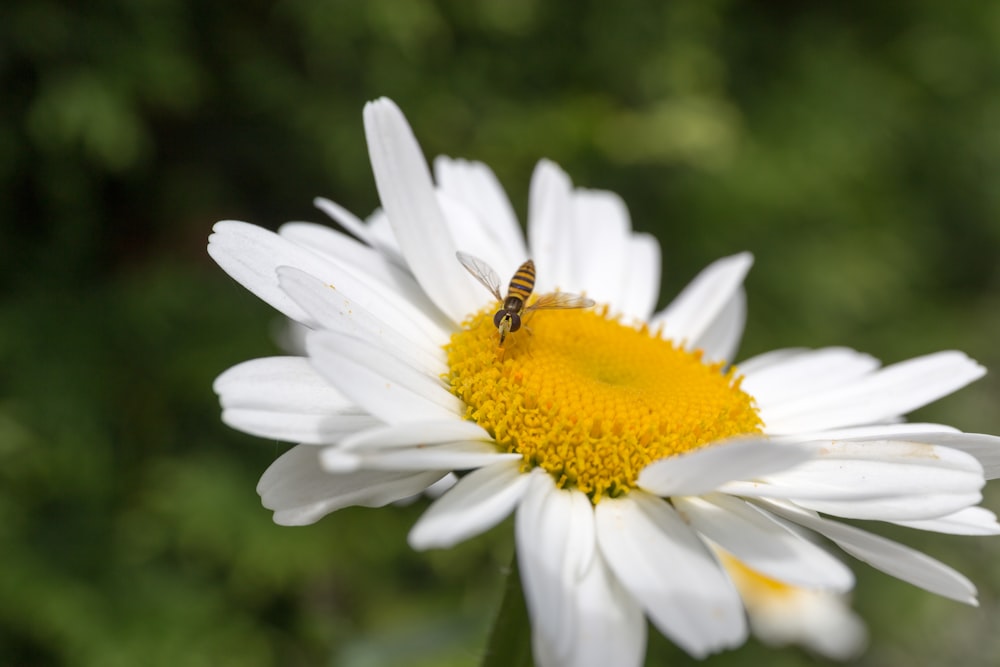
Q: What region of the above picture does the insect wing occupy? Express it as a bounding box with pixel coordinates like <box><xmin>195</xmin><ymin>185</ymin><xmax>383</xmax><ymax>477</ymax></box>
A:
<box><xmin>456</xmin><ymin>251</ymin><xmax>504</xmax><ymax>301</ymax></box>
<box><xmin>528</xmin><ymin>292</ymin><xmax>596</xmax><ymax>311</ymax></box>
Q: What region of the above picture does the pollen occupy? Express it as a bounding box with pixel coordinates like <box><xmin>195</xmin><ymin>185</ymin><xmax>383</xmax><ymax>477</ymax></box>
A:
<box><xmin>445</xmin><ymin>305</ymin><xmax>764</xmax><ymax>501</ymax></box>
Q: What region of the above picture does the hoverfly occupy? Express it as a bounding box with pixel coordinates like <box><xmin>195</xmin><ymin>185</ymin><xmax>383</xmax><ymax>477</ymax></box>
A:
<box><xmin>456</xmin><ymin>251</ymin><xmax>595</xmax><ymax>347</ymax></box>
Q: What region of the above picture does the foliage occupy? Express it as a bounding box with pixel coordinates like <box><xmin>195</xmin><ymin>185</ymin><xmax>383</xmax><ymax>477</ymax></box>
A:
<box><xmin>2</xmin><ymin>0</ymin><xmax>1000</xmax><ymax>665</ymax></box>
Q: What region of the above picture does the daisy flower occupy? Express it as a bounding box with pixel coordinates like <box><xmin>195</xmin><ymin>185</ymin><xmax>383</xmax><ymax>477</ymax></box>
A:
<box><xmin>209</xmin><ymin>98</ymin><xmax>1000</xmax><ymax>666</ymax></box>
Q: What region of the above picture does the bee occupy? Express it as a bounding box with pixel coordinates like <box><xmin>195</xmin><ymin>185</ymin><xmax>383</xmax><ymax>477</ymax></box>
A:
<box><xmin>456</xmin><ymin>251</ymin><xmax>595</xmax><ymax>347</ymax></box>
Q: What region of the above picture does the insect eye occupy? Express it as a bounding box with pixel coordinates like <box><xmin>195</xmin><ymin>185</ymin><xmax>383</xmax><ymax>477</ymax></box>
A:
<box><xmin>508</xmin><ymin>313</ymin><xmax>521</xmax><ymax>332</ymax></box>
<box><xmin>493</xmin><ymin>310</ymin><xmax>505</xmax><ymax>328</ymax></box>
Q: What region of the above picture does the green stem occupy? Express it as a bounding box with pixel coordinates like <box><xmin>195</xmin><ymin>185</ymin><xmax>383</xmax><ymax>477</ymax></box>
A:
<box><xmin>480</xmin><ymin>553</ymin><xmax>533</xmax><ymax>667</ymax></box>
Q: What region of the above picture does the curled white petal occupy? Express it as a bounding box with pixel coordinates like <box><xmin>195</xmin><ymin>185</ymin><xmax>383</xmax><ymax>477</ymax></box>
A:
<box><xmin>258</xmin><ymin>445</ymin><xmax>445</xmax><ymax>526</ymax></box>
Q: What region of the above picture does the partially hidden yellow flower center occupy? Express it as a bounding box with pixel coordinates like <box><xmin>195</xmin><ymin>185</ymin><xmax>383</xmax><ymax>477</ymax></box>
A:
<box><xmin>445</xmin><ymin>304</ymin><xmax>764</xmax><ymax>501</ymax></box>
<box><xmin>717</xmin><ymin>550</ymin><xmax>797</xmax><ymax>602</ymax></box>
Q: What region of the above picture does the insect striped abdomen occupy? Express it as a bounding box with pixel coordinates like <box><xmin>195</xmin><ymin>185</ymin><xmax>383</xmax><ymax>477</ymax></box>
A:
<box><xmin>508</xmin><ymin>260</ymin><xmax>536</xmax><ymax>302</ymax></box>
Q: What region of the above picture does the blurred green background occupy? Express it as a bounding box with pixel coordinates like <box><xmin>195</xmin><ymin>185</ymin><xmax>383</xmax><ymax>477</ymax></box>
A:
<box><xmin>3</xmin><ymin>0</ymin><xmax>1000</xmax><ymax>665</ymax></box>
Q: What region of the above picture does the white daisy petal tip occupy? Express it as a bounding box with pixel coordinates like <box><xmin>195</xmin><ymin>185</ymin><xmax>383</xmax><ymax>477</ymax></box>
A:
<box><xmin>651</xmin><ymin>251</ymin><xmax>755</xmax><ymax>353</ymax></box>
<box><xmin>362</xmin><ymin>98</ymin><xmax>481</xmax><ymax>323</ymax></box>
<box><xmin>257</xmin><ymin>445</ymin><xmax>447</xmax><ymax>526</ymax></box>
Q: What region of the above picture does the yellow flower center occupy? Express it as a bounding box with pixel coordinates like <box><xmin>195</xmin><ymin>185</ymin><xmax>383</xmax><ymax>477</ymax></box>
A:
<box><xmin>445</xmin><ymin>305</ymin><xmax>764</xmax><ymax>501</ymax></box>
<box><xmin>716</xmin><ymin>550</ymin><xmax>796</xmax><ymax>601</ymax></box>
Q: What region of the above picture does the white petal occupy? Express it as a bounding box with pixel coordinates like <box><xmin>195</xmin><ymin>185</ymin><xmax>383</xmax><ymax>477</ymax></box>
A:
<box><xmin>409</xmin><ymin>460</ymin><xmax>529</xmax><ymax>550</ymax></box>
<box><xmin>320</xmin><ymin>440</ymin><xmax>519</xmax><ymax>472</ymax></box>
<box><xmin>899</xmin><ymin>431</ymin><xmax>1000</xmax><ymax>480</ymax></box>
<box><xmin>568</xmin><ymin>189</ymin><xmax>630</xmax><ymax>303</ymax></box>
<box><xmin>770</xmin><ymin>422</ymin><xmax>960</xmax><ymax>444</ymax></box>
<box><xmin>362</xmin><ymin>208</ymin><xmax>406</xmax><ymax>253</ymax></box>
<box><xmin>760</xmin><ymin>351</ymin><xmax>986</xmax><ymax>434</ymax></box>
<box><xmin>438</xmin><ymin>192</ymin><xmax>521</xmax><ymax>283</ymax></box>
<box><xmin>306</xmin><ymin>330</ymin><xmax>463</xmax><ymax>424</ymax></box>
<box><xmin>637</xmin><ymin>438</ymin><xmax>816</xmax><ymax>497</ymax></box>
<box><xmin>221</xmin><ymin>409</ymin><xmax>378</xmax><ymax>445</ymax></box>
<box><xmin>725</xmin><ymin>440</ymin><xmax>985</xmax><ymax>521</ymax></box>
<box><xmin>736</xmin><ymin>347</ymin><xmax>809</xmax><ymax>375</ymax></box>
<box><xmin>553</xmin><ymin>549</ymin><xmax>647</xmax><ymax>667</ymax></box>
<box><xmin>673</xmin><ymin>494</ymin><xmax>854</xmax><ymax>591</ymax></box>
<box><xmin>339</xmin><ymin>420</ymin><xmax>492</xmax><ymax>451</ymax></box>
<box><xmin>695</xmin><ymin>287</ymin><xmax>746</xmax><ymax>364</ymax></box>
<box><xmin>214</xmin><ymin>356</ymin><xmax>378</xmax><ymax>444</ymax></box>
<box><xmin>392</xmin><ymin>473</ymin><xmax>460</xmax><ymax>507</ymax></box>
<box><xmin>595</xmin><ymin>492</ymin><xmax>747</xmax><ymax>658</ymax></box>
<box><xmin>893</xmin><ymin>506</ymin><xmax>1000</xmax><ymax>535</ymax></box>
<box><xmin>279</xmin><ymin>220</ymin><xmax>445</xmax><ymax>324</ymax></box>
<box><xmin>433</xmin><ymin>156</ymin><xmax>527</xmax><ymax>264</ymax></box>
<box><xmin>760</xmin><ymin>500</ymin><xmax>979</xmax><ymax>605</ymax></box>
<box><xmin>516</xmin><ymin>471</ymin><xmax>598</xmax><ymax>666</ymax></box>
<box><xmin>741</xmin><ymin>347</ymin><xmax>880</xmax><ymax>411</ymax></box>
<box><xmin>424</xmin><ymin>473</ymin><xmax>457</xmax><ymax>498</ymax></box>
<box><xmin>214</xmin><ymin>356</ymin><xmax>349</xmax><ymax>411</ymax></box>
<box><xmin>277</xmin><ymin>266</ymin><xmax>446</xmax><ymax>377</ymax></box>
<box><xmin>278</xmin><ymin>220</ymin><xmax>401</xmax><ymax>289</ymax></box>
<box><xmin>208</xmin><ymin>220</ymin><xmax>336</xmax><ymax>325</ymax></box>
<box><xmin>312</xmin><ymin>196</ymin><xmax>405</xmax><ymax>262</ymax></box>
<box><xmin>257</xmin><ymin>445</ymin><xmax>445</xmax><ymax>525</ymax></box>
<box><xmin>213</xmin><ymin>218</ymin><xmax>452</xmax><ymax>352</ymax></box>
<box><xmin>795</xmin><ymin>491</ymin><xmax>983</xmax><ymax>522</ymax></box>
<box><xmin>273</xmin><ymin>248</ymin><xmax>451</xmax><ymax>352</ymax></box>
<box><xmin>651</xmin><ymin>252</ymin><xmax>753</xmax><ymax>350</ymax></box>
<box><xmin>617</xmin><ymin>233</ymin><xmax>662</xmax><ymax>321</ymax></box>
<box><xmin>527</xmin><ymin>160</ymin><xmax>575</xmax><ymax>292</ymax></box>
<box><xmin>363</xmin><ymin>98</ymin><xmax>481</xmax><ymax>323</ymax></box>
